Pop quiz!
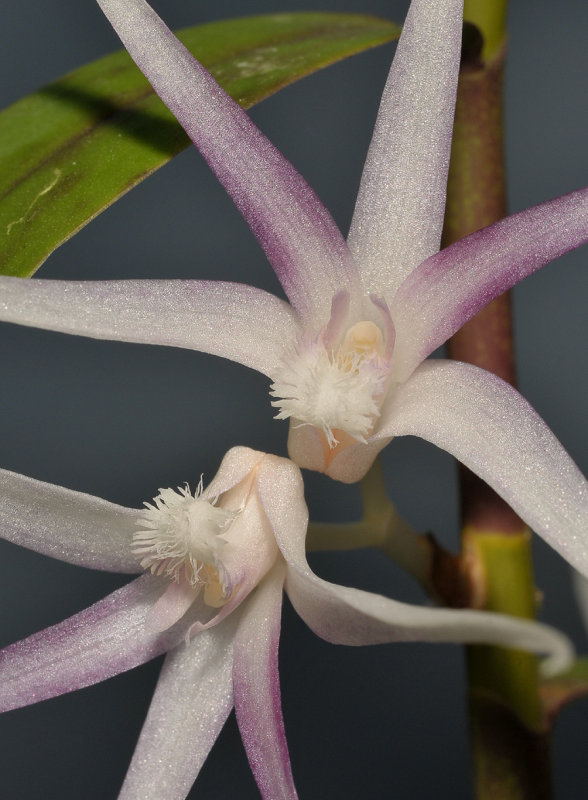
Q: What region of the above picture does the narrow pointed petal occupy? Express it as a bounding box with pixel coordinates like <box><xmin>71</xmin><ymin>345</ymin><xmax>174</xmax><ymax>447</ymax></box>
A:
<box><xmin>0</xmin><ymin>277</ymin><xmax>298</xmax><ymax>378</ymax></box>
<box><xmin>0</xmin><ymin>575</ymin><xmax>201</xmax><ymax>712</ymax></box>
<box><xmin>95</xmin><ymin>0</ymin><xmax>358</xmax><ymax>322</ymax></box>
<box><xmin>0</xmin><ymin>468</ymin><xmax>139</xmax><ymax>572</ymax></box>
<box><xmin>285</xmin><ymin>568</ymin><xmax>571</xmax><ymax>677</ymax></box>
<box><xmin>390</xmin><ymin>186</ymin><xmax>588</xmax><ymax>380</ymax></box>
<box><xmin>118</xmin><ymin>614</ymin><xmax>240</xmax><ymax>800</ymax></box>
<box><xmin>233</xmin><ymin>563</ymin><xmax>298</xmax><ymax>800</ymax></box>
<box><xmin>254</xmin><ymin>454</ymin><xmax>572</xmax><ymax>676</ymax></box>
<box><xmin>347</xmin><ymin>0</ymin><xmax>463</xmax><ymax>297</ymax></box>
<box><xmin>376</xmin><ymin>360</ymin><xmax>588</xmax><ymax>575</ymax></box>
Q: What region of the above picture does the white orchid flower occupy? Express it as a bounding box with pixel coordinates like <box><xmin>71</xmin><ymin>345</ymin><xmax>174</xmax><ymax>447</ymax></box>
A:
<box><xmin>1</xmin><ymin>0</ymin><xmax>587</xmax><ymax>574</ymax></box>
<box><xmin>0</xmin><ymin>447</ymin><xmax>574</xmax><ymax>799</ymax></box>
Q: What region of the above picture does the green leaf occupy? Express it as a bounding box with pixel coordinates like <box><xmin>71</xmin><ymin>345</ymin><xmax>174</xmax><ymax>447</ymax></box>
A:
<box><xmin>0</xmin><ymin>13</ymin><xmax>400</xmax><ymax>278</ymax></box>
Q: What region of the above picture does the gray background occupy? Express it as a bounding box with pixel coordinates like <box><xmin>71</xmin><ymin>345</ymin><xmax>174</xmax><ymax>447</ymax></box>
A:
<box><xmin>1</xmin><ymin>0</ymin><xmax>587</xmax><ymax>797</ymax></box>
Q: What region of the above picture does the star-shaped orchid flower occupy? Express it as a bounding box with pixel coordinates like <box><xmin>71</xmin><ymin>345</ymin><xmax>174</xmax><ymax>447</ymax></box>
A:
<box><xmin>1</xmin><ymin>0</ymin><xmax>587</xmax><ymax>575</ymax></box>
<box><xmin>0</xmin><ymin>447</ymin><xmax>573</xmax><ymax>799</ymax></box>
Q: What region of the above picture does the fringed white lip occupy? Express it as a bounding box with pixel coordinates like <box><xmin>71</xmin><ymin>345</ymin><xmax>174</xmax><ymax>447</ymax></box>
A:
<box><xmin>133</xmin><ymin>480</ymin><xmax>237</xmax><ymax>603</ymax></box>
<box><xmin>132</xmin><ymin>456</ymin><xmax>282</xmax><ymax>636</ymax></box>
<box><xmin>270</xmin><ymin>292</ymin><xmax>395</xmax><ymax>447</ymax></box>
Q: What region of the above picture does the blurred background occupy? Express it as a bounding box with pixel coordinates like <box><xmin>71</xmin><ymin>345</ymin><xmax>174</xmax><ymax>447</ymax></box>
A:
<box><xmin>1</xmin><ymin>0</ymin><xmax>587</xmax><ymax>797</ymax></box>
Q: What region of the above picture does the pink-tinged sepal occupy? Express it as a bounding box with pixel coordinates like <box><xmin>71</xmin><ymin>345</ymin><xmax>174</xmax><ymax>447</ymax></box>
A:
<box><xmin>118</xmin><ymin>613</ymin><xmax>241</xmax><ymax>800</ymax></box>
<box><xmin>253</xmin><ymin>453</ymin><xmax>573</xmax><ymax>676</ymax></box>
<box><xmin>376</xmin><ymin>360</ymin><xmax>588</xmax><ymax>576</ymax></box>
<box><xmin>233</xmin><ymin>563</ymin><xmax>298</xmax><ymax>800</ymax></box>
<box><xmin>0</xmin><ymin>467</ymin><xmax>140</xmax><ymax>572</ymax></box>
<box><xmin>0</xmin><ymin>277</ymin><xmax>298</xmax><ymax>379</ymax></box>
<box><xmin>390</xmin><ymin>186</ymin><xmax>588</xmax><ymax>381</ymax></box>
<box><xmin>95</xmin><ymin>0</ymin><xmax>359</xmax><ymax>323</ymax></box>
<box><xmin>0</xmin><ymin>575</ymin><xmax>202</xmax><ymax>712</ymax></box>
<box><xmin>348</xmin><ymin>0</ymin><xmax>463</xmax><ymax>297</ymax></box>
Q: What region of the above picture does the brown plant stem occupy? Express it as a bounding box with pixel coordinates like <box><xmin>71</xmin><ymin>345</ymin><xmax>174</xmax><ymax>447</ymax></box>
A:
<box><xmin>442</xmin><ymin>20</ymin><xmax>554</xmax><ymax>798</ymax></box>
<box><xmin>443</xmin><ymin>33</ymin><xmax>521</xmax><ymax>538</ymax></box>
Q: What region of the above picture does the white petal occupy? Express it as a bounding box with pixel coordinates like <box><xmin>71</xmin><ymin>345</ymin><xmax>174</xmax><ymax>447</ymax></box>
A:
<box><xmin>347</xmin><ymin>0</ymin><xmax>463</xmax><ymax>297</ymax></box>
<box><xmin>253</xmin><ymin>451</ymin><xmax>572</xmax><ymax>677</ymax></box>
<box><xmin>377</xmin><ymin>360</ymin><xmax>588</xmax><ymax>575</ymax></box>
<box><xmin>254</xmin><ymin>455</ymin><xmax>309</xmax><ymax>546</ymax></box>
<box><xmin>146</xmin><ymin>580</ymin><xmax>200</xmax><ymax>633</ymax></box>
<box><xmin>0</xmin><ymin>575</ymin><xmax>201</xmax><ymax>712</ymax></box>
<box><xmin>233</xmin><ymin>563</ymin><xmax>298</xmax><ymax>800</ymax></box>
<box><xmin>390</xmin><ymin>186</ymin><xmax>588</xmax><ymax>381</ymax></box>
<box><xmin>95</xmin><ymin>0</ymin><xmax>358</xmax><ymax>324</ymax></box>
<box><xmin>201</xmin><ymin>447</ymin><xmax>266</xmax><ymax>502</ymax></box>
<box><xmin>118</xmin><ymin>613</ymin><xmax>240</xmax><ymax>800</ymax></box>
<box><xmin>0</xmin><ymin>467</ymin><xmax>139</xmax><ymax>572</ymax></box>
<box><xmin>0</xmin><ymin>277</ymin><xmax>299</xmax><ymax>378</ymax></box>
<box><xmin>285</xmin><ymin>569</ymin><xmax>572</xmax><ymax>677</ymax></box>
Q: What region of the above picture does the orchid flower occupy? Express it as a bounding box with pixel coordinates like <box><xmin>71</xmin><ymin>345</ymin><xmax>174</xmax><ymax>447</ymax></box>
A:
<box><xmin>0</xmin><ymin>0</ymin><xmax>587</xmax><ymax>576</ymax></box>
<box><xmin>0</xmin><ymin>446</ymin><xmax>575</xmax><ymax>799</ymax></box>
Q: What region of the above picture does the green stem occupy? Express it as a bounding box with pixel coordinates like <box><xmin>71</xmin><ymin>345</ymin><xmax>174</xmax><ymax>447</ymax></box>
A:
<box><xmin>307</xmin><ymin>459</ymin><xmax>432</xmax><ymax>587</ymax></box>
<box><xmin>463</xmin><ymin>529</ymin><xmax>542</xmax><ymax>730</ymax></box>
<box><xmin>443</xmin><ymin>3</ymin><xmax>554</xmax><ymax>796</ymax></box>
<box><xmin>359</xmin><ymin>459</ymin><xmax>432</xmax><ymax>581</ymax></box>
<box><xmin>463</xmin><ymin>0</ymin><xmax>507</xmax><ymax>61</ymax></box>
<box><xmin>307</xmin><ymin>460</ymin><xmax>472</xmax><ymax>607</ymax></box>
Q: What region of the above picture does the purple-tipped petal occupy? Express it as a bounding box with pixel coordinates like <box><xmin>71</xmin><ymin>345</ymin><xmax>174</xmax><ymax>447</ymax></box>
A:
<box><xmin>376</xmin><ymin>360</ymin><xmax>588</xmax><ymax>575</ymax></box>
<box><xmin>95</xmin><ymin>0</ymin><xmax>358</xmax><ymax>322</ymax></box>
<box><xmin>254</xmin><ymin>454</ymin><xmax>573</xmax><ymax>676</ymax></box>
<box><xmin>118</xmin><ymin>613</ymin><xmax>240</xmax><ymax>800</ymax></box>
<box><xmin>348</xmin><ymin>0</ymin><xmax>463</xmax><ymax>297</ymax></box>
<box><xmin>391</xmin><ymin>186</ymin><xmax>588</xmax><ymax>381</ymax></box>
<box><xmin>0</xmin><ymin>277</ymin><xmax>298</xmax><ymax>378</ymax></box>
<box><xmin>0</xmin><ymin>575</ymin><xmax>201</xmax><ymax>712</ymax></box>
<box><xmin>233</xmin><ymin>563</ymin><xmax>298</xmax><ymax>800</ymax></box>
<box><xmin>0</xmin><ymin>468</ymin><xmax>139</xmax><ymax>572</ymax></box>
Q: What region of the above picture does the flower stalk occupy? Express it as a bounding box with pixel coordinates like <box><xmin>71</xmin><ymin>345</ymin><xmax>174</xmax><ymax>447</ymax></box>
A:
<box><xmin>444</xmin><ymin>1</ymin><xmax>554</xmax><ymax>795</ymax></box>
<box><xmin>307</xmin><ymin>460</ymin><xmax>433</xmax><ymax>590</ymax></box>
